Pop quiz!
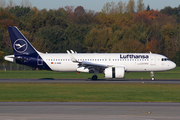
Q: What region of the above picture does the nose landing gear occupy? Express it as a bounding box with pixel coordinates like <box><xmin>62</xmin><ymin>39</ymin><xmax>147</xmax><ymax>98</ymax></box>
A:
<box><xmin>150</xmin><ymin>71</ymin><xmax>155</xmax><ymax>81</ymax></box>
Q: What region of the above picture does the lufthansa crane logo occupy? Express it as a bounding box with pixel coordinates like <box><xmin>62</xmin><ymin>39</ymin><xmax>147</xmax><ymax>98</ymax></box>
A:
<box><xmin>13</xmin><ymin>39</ymin><xmax>28</xmax><ymax>53</ymax></box>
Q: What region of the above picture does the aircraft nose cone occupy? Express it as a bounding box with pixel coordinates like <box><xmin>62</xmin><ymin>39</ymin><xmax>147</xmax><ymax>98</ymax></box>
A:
<box><xmin>170</xmin><ymin>61</ymin><xmax>176</xmax><ymax>70</ymax></box>
<box><xmin>172</xmin><ymin>62</ymin><xmax>176</xmax><ymax>69</ymax></box>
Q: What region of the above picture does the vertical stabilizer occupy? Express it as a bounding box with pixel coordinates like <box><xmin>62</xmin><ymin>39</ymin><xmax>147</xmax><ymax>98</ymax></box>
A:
<box><xmin>8</xmin><ymin>26</ymin><xmax>38</xmax><ymax>57</ymax></box>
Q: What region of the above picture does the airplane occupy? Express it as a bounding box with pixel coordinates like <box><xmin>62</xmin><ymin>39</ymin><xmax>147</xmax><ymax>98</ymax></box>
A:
<box><xmin>4</xmin><ymin>26</ymin><xmax>176</xmax><ymax>80</ymax></box>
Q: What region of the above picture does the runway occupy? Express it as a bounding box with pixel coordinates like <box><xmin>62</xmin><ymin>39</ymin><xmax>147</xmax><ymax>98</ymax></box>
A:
<box><xmin>0</xmin><ymin>102</ymin><xmax>180</xmax><ymax>120</ymax></box>
<box><xmin>0</xmin><ymin>78</ymin><xmax>180</xmax><ymax>84</ymax></box>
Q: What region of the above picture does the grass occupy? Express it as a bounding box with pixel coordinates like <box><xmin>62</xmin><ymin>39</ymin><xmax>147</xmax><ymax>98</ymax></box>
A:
<box><xmin>0</xmin><ymin>67</ymin><xmax>180</xmax><ymax>79</ymax></box>
<box><xmin>0</xmin><ymin>68</ymin><xmax>179</xmax><ymax>102</ymax></box>
<box><xmin>0</xmin><ymin>83</ymin><xmax>180</xmax><ymax>102</ymax></box>
<box><xmin>0</xmin><ymin>70</ymin><xmax>99</xmax><ymax>79</ymax></box>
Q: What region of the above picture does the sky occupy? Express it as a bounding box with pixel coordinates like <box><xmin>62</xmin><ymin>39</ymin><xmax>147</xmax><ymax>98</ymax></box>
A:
<box><xmin>11</xmin><ymin>0</ymin><xmax>180</xmax><ymax>12</ymax></box>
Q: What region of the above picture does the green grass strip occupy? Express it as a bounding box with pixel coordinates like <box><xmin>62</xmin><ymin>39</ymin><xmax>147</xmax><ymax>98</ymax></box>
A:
<box><xmin>0</xmin><ymin>83</ymin><xmax>180</xmax><ymax>102</ymax></box>
<box><xmin>0</xmin><ymin>67</ymin><xmax>180</xmax><ymax>79</ymax></box>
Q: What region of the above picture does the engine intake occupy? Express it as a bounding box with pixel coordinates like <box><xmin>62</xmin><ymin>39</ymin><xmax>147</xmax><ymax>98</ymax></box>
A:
<box><xmin>104</xmin><ymin>67</ymin><xmax>125</xmax><ymax>78</ymax></box>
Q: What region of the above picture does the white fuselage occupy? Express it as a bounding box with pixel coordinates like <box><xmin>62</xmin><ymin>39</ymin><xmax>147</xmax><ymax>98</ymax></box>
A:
<box><xmin>39</xmin><ymin>53</ymin><xmax>176</xmax><ymax>72</ymax></box>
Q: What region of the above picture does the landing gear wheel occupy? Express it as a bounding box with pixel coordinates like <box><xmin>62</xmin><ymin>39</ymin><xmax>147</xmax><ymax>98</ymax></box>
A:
<box><xmin>92</xmin><ymin>75</ymin><xmax>98</xmax><ymax>80</ymax></box>
<box><xmin>150</xmin><ymin>72</ymin><xmax>155</xmax><ymax>81</ymax></box>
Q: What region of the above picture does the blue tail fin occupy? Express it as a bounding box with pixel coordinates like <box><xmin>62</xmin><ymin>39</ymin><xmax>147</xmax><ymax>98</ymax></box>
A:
<box><xmin>7</xmin><ymin>26</ymin><xmax>51</xmax><ymax>70</ymax></box>
<box><xmin>8</xmin><ymin>26</ymin><xmax>38</xmax><ymax>57</ymax></box>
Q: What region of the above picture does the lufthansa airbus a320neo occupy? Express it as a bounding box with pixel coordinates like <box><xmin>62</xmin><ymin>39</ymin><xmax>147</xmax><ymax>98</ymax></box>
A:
<box><xmin>5</xmin><ymin>26</ymin><xmax>176</xmax><ymax>80</ymax></box>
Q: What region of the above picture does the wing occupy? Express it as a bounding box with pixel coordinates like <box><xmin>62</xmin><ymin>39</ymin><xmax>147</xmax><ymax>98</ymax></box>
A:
<box><xmin>67</xmin><ymin>50</ymin><xmax>110</xmax><ymax>73</ymax></box>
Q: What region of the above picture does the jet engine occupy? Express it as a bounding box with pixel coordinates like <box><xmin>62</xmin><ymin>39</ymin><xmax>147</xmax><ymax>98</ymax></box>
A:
<box><xmin>104</xmin><ymin>67</ymin><xmax>125</xmax><ymax>78</ymax></box>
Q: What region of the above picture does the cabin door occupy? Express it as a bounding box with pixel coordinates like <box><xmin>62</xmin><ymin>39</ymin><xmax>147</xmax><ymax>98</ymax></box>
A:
<box><xmin>37</xmin><ymin>55</ymin><xmax>43</xmax><ymax>65</ymax></box>
<box><xmin>150</xmin><ymin>55</ymin><xmax>156</xmax><ymax>65</ymax></box>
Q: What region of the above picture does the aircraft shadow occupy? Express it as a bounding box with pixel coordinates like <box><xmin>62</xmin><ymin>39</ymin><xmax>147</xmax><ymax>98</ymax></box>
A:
<box><xmin>38</xmin><ymin>78</ymin><xmax>55</xmax><ymax>80</ymax></box>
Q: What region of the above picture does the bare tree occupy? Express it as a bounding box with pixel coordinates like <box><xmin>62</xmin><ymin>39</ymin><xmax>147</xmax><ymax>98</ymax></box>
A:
<box><xmin>110</xmin><ymin>1</ymin><xmax>116</xmax><ymax>13</ymax></box>
<box><xmin>21</xmin><ymin>0</ymin><xmax>32</xmax><ymax>7</ymax></box>
<box><xmin>102</xmin><ymin>2</ymin><xmax>111</xmax><ymax>14</ymax></box>
<box><xmin>6</xmin><ymin>0</ymin><xmax>16</xmax><ymax>9</ymax></box>
<box><xmin>102</xmin><ymin>1</ymin><xmax>121</xmax><ymax>14</ymax></box>
<box><xmin>137</xmin><ymin>0</ymin><xmax>145</xmax><ymax>13</ymax></box>
<box><xmin>8</xmin><ymin>0</ymin><xmax>13</xmax><ymax>7</ymax></box>
<box><xmin>126</xmin><ymin>0</ymin><xmax>135</xmax><ymax>13</ymax></box>
<box><xmin>0</xmin><ymin>0</ymin><xmax>6</xmax><ymax>9</ymax></box>
<box><xmin>115</xmin><ymin>0</ymin><xmax>126</xmax><ymax>13</ymax></box>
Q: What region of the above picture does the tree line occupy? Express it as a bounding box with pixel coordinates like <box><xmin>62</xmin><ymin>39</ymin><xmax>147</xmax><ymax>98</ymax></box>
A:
<box><xmin>0</xmin><ymin>0</ymin><xmax>180</xmax><ymax>66</ymax></box>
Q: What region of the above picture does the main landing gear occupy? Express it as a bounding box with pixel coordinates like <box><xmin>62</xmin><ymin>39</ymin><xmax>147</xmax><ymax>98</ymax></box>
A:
<box><xmin>150</xmin><ymin>71</ymin><xmax>155</xmax><ymax>81</ymax></box>
<box><xmin>91</xmin><ymin>70</ymin><xmax>99</xmax><ymax>80</ymax></box>
<box><xmin>92</xmin><ymin>75</ymin><xmax>98</xmax><ymax>80</ymax></box>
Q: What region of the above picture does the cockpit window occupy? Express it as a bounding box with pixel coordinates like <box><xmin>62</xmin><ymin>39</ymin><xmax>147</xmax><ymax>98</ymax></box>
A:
<box><xmin>162</xmin><ymin>58</ymin><xmax>170</xmax><ymax>61</ymax></box>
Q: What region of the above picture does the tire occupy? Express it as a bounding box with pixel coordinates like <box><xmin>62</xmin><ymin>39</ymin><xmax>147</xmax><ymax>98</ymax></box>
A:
<box><xmin>92</xmin><ymin>75</ymin><xmax>97</xmax><ymax>80</ymax></box>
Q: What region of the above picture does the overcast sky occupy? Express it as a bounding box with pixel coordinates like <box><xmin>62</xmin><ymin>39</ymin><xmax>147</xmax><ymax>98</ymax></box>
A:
<box><xmin>12</xmin><ymin>0</ymin><xmax>180</xmax><ymax>12</ymax></box>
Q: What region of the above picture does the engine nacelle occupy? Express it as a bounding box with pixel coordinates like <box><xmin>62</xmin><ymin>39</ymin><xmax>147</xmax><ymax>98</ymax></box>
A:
<box><xmin>104</xmin><ymin>67</ymin><xmax>125</xmax><ymax>78</ymax></box>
